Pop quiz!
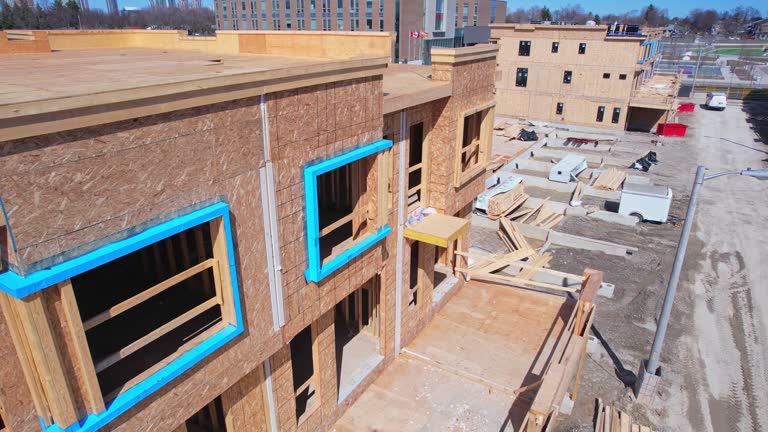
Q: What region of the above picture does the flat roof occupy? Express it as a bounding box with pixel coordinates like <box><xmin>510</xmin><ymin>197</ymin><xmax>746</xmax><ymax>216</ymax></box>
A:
<box><xmin>383</xmin><ymin>63</ymin><xmax>451</xmax><ymax>114</ymax></box>
<box><xmin>0</xmin><ymin>47</ymin><xmax>374</xmax><ymax>106</ymax></box>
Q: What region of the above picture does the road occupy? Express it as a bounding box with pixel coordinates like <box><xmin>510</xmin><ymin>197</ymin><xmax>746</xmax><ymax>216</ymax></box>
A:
<box><xmin>671</xmin><ymin>95</ymin><xmax>768</xmax><ymax>431</ymax></box>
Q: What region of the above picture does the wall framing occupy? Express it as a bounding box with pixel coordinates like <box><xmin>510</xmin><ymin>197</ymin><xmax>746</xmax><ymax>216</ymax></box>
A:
<box><xmin>453</xmin><ymin>101</ymin><xmax>495</xmax><ymax>187</ymax></box>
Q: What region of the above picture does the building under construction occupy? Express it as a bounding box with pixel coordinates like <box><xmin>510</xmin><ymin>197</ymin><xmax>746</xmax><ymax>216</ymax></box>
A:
<box><xmin>0</xmin><ymin>30</ymin><xmax>597</xmax><ymax>432</ymax></box>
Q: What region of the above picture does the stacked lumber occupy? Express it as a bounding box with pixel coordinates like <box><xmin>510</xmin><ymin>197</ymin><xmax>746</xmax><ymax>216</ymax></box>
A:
<box><xmin>497</xmin><ymin>218</ymin><xmax>535</xmax><ymax>253</ymax></box>
<box><xmin>530</xmin><ymin>209</ymin><xmax>564</xmax><ymax>229</ymax></box>
<box><xmin>593</xmin><ymin>168</ymin><xmax>627</xmax><ymax>191</ymax></box>
<box><xmin>487</xmin><ymin>154</ymin><xmax>513</xmax><ymax>172</ymax></box>
<box><xmin>595</xmin><ymin>400</ymin><xmax>657</xmax><ymax>432</ymax></box>
<box><xmin>503</xmin><ymin>124</ymin><xmax>523</xmax><ymax>140</ymax></box>
<box><xmin>488</xmin><ymin>184</ymin><xmax>529</xmax><ymax>219</ymax></box>
<box><xmin>493</xmin><ymin>120</ymin><xmax>507</xmax><ymax>130</ymax></box>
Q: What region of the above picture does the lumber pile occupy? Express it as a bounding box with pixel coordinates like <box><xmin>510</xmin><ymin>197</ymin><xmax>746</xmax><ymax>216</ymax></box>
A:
<box><xmin>594</xmin><ymin>400</ymin><xmax>657</xmax><ymax>432</ymax></box>
<box><xmin>506</xmin><ymin>198</ymin><xmax>563</xmax><ymax>229</ymax></box>
<box><xmin>488</xmin><ymin>184</ymin><xmax>529</xmax><ymax>219</ymax></box>
<box><xmin>487</xmin><ymin>154</ymin><xmax>513</xmax><ymax>172</ymax></box>
<box><xmin>593</xmin><ymin>168</ymin><xmax>627</xmax><ymax>191</ymax></box>
<box><xmin>570</xmin><ymin>181</ymin><xmax>584</xmax><ymax>206</ymax></box>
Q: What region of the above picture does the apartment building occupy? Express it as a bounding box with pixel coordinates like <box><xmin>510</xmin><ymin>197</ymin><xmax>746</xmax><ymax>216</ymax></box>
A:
<box><xmin>213</xmin><ymin>0</ymin><xmax>506</xmax><ymax>62</ymax></box>
<box><xmin>490</xmin><ymin>24</ymin><xmax>679</xmax><ymax>131</ymax></box>
<box><xmin>0</xmin><ymin>30</ymin><xmax>501</xmax><ymax>432</ymax></box>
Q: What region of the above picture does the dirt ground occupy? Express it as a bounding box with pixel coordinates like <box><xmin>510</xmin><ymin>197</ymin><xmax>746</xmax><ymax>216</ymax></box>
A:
<box><xmin>478</xmin><ymin>95</ymin><xmax>768</xmax><ymax>432</ymax></box>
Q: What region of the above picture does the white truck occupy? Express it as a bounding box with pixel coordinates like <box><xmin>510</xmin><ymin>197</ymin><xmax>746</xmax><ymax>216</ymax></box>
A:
<box><xmin>705</xmin><ymin>92</ymin><xmax>727</xmax><ymax>111</ymax></box>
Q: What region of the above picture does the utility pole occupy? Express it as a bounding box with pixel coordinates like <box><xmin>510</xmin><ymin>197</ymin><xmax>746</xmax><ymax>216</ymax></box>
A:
<box><xmin>690</xmin><ymin>46</ymin><xmax>702</xmax><ymax>96</ymax></box>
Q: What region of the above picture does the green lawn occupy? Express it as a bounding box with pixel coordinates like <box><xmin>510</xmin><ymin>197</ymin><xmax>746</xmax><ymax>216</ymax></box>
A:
<box><xmin>713</xmin><ymin>48</ymin><xmax>766</xmax><ymax>56</ymax></box>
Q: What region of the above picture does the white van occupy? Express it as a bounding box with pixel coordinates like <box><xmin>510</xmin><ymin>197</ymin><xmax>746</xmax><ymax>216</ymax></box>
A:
<box><xmin>705</xmin><ymin>92</ymin><xmax>727</xmax><ymax>111</ymax></box>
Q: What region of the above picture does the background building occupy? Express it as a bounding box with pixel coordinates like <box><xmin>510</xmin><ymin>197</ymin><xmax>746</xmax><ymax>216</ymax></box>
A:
<box><xmin>490</xmin><ymin>23</ymin><xmax>679</xmax><ymax>131</ymax></box>
<box><xmin>213</xmin><ymin>0</ymin><xmax>506</xmax><ymax>62</ymax></box>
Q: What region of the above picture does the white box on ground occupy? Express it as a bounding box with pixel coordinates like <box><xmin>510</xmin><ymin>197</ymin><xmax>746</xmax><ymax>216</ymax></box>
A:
<box><xmin>548</xmin><ymin>154</ymin><xmax>587</xmax><ymax>183</ymax></box>
<box><xmin>618</xmin><ymin>183</ymin><xmax>672</xmax><ymax>223</ymax></box>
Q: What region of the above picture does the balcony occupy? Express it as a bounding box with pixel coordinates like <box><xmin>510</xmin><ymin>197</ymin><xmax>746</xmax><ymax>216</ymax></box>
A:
<box><xmin>629</xmin><ymin>74</ymin><xmax>680</xmax><ymax>110</ymax></box>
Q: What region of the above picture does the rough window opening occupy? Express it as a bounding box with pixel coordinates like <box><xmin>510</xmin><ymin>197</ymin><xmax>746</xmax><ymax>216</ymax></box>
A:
<box><xmin>556</xmin><ymin>102</ymin><xmax>564</xmax><ymax>115</ymax></box>
<box><xmin>518</xmin><ymin>40</ymin><xmax>531</xmax><ymax>56</ymax></box>
<box><xmin>181</xmin><ymin>396</ymin><xmax>226</xmax><ymax>431</ymax></box>
<box><xmin>454</xmin><ymin>103</ymin><xmax>493</xmax><ymax>186</ymax></box>
<box><xmin>407</xmin><ymin>123</ymin><xmax>425</xmax><ymax>209</ymax></box>
<box><xmin>72</xmin><ymin>220</ymin><xmax>231</xmax><ymax>401</ymax></box>
<box><xmin>335</xmin><ymin>275</ymin><xmax>382</xmax><ymax>402</ymax></box>
<box><xmin>578</xmin><ymin>42</ymin><xmax>586</xmax><ymax>54</ymax></box>
<box><xmin>596</xmin><ymin>106</ymin><xmax>605</xmax><ymax>122</ymax></box>
<box><xmin>551</xmin><ymin>41</ymin><xmax>559</xmax><ymax>53</ymax></box>
<box><xmin>603</xmin><ymin>73</ymin><xmax>611</xmax><ymax>79</ymax></box>
<box><xmin>409</xmin><ymin>242</ymin><xmax>420</xmax><ymax>307</ymax></box>
<box><xmin>619</xmin><ymin>74</ymin><xmax>627</xmax><ymax>80</ymax></box>
<box><xmin>316</xmin><ymin>155</ymin><xmax>376</xmax><ymax>263</ymax></box>
<box><xmin>461</xmin><ymin>110</ymin><xmax>484</xmax><ymax>173</ymax></box>
<box><xmin>612</xmin><ymin>107</ymin><xmax>621</xmax><ymax>124</ymax></box>
<box><xmin>291</xmin><ymin>324</ymin><xmax>319</xmax><ymax>424</ymax></box>
<box><xmin>563</xmin><ymin>70</ymin><xmax>572</xmax><ymax>84</ymax></box>
<box><xmin>515</xmin><ymin>67</ymin><xmax>528</xmax><ymax>87</ymax></box>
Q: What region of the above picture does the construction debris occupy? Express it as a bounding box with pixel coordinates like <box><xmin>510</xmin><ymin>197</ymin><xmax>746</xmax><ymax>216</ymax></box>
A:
<box><xmin>593</xmin><ymin>168</ymin><xmax>627</xmax><ymax>191</ymax></box>
<box><xmin>570</xmin><ymin>181</ymin><xmax>584</xmax><ymax>207</ymax></box>
<box><xmin>487</xmin><ymin>184</ymin><xmax>529</xmax><ymax>219</ymax></box>
<box><xmin>594</xmin><ymin>399</ymin><xmax>657</xmax><ymax>432</ymax></box>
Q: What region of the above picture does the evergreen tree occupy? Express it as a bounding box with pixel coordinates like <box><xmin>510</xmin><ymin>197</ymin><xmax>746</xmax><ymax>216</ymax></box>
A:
<box><xmin>594</xmin><ymin>14</ymin><xmax>601</xmax><ymax>25</ymax></box>
<box><xmin>540</xmin><ymin>6</ymin><xmax>552</xmax><ymax>21</ymax></box>
<box><xmin>1</xmin><ymin>2</ymin><xmax>14</xmax><ymax>29</ymax></box>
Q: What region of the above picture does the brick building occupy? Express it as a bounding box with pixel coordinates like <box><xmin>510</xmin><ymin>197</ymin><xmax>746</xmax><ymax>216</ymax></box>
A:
<box><xmin>0</xmin><ymin>30</ymin><xmax>501</xmax><ymax>432</ymax></box>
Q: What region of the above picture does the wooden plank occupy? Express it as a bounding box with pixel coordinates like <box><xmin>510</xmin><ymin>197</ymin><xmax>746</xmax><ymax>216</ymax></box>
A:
<box><xmin>319</xmin><ymin>211</ymin><xmax>355</xmax><ymax>237</ymax></box>
<box><xmin>172</xmin><ymin>422</ymin><xmax>189</xmax><ymax>432</ymax></box>
<box><xmin>210</xmin><ymin>218</ymin><xmax>236</xmax><ymax>325</ymax></box>
<box><xmin>16</xmin><ymin>292</ymin><xmax>79</xmax><ymax>427</ymax></box>
<box><xmin>579</xmin><ymin>269</ymin><xmax>604</xmax><ymax>304</ymax></box>
<box><xmin>194</xmin><ymin>226</ymin><xmax>213</xmax><ymax>296</ymax></box>
<box><xmin>520</xmin><ymin>198</ymin><xmax>550</xmax><ymax>224</ymax></box>
<box><xmin>58</xmin><ymin>280</ymin><xmax>105</xmax><ymax>414</ymax></box>
<box><xmin>94</xmin><ymin>297</ymin><xmax>220</xmax><ymax>373</ymax></box>
<box><xmin>468</xmin><ymin>272</ymin><xmax>578</xmax><ymax>292</ymax></box>
<box><xmin>620</xmin><ymin>412</ymin><xmax>631</xmax><ymax>432</ymax></box>
<box><xmin>518</xmin><ymin>253</ymin><xmax>551</xmax><ymax>281</ymax></box>
<box><xmin>0</xmin><ymin>293</ymin><xmax>52</xmax><ymax>425</ymax></box>
<box><xmin>595</xmin><ymin>399</ymin><xmax>604</xmax><ymax>432</ymax></box>
<box><xmin>83</xmin><ymin>258</ymin><xmax>216</xmax><ymax>331</ymax></box>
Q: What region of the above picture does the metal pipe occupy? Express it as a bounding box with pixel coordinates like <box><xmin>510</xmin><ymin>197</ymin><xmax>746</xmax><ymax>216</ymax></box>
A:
<box><xmin>645</xmin><ymin>164</ymin><xmax>705</xmax><ymax>374</ymax></box>
<box><xmin>394</xmin><ymin>110</ymin><xmax>407</xmax><ymax>354</ymax></box>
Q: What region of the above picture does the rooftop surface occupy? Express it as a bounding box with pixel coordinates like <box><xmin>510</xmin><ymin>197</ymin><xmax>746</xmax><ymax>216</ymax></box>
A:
<box><xmin>0</xmin><ymin>47</ymin><xmax>378</xmax><ymax>106</ymax></box>
<box><xmin>333</xmin><ymin>280</ymin><xmax>573</xmax><ymax>431</ymax></box>
<box><xmin>383</xmin><ymin>63</ymin><xmax>451</xmax><ymax>114</ymax></box>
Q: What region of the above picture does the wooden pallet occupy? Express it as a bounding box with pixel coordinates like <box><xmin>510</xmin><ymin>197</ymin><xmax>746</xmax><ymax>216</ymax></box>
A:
<box><xmin>595</xmin><ymin>399</ymin><xmax>657</xmax><ymax>432</ymax></box>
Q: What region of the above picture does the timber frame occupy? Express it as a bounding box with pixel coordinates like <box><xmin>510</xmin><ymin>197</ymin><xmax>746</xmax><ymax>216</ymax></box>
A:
<box><xmin>454</xmin><ymin>101</ymin><xmax>496</xmax><ymax>187</ymax></box>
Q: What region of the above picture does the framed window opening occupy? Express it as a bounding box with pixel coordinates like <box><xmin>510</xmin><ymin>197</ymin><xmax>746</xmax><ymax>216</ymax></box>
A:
<box><xmin>407</xmin><ymin>123</ymin><xmax>426</xmax><ymax>210</ymax></box>
<box><xmin>515</xmin><ymin>67</ymin><xmax>528</xmax><ymax>87</ymax></box>
<box><xmin>556</xmin><ymin>102</ymin><xmax>564</xmax><ymax>115</ymax></box>
<box><xmin>612</xmin><ymin>107</ymin><xmax>621</xmax><ymax>124</ymax></box>
<box><xmin>619</xmin><ymin>74</ymin><xmax>627</xmax><ymax>80</ymax></box>
<box><xmin>563</xmin><ymin>70</ymin><xmax>572</xmax><ymax>84</ymax></box>
<box><xmin>0</xmin><ymin>202</ymin><xmax>243</xmax><ymax>432</ymax></box>
<box><xmin>578</xmin><ymin>42</ymin><xmax>586</xmax><ymax>54</ymax></box>
<box><xmin>304</xmin><ymin>139</ymin><xmax>393</xmax><ymax>283</ymax></box>
<box><xmin>408</xmin><ymin>242</ymin><xmax>421</xmax><ymax>307</ymax></box>
<box><xmin>602</xmin><ymin>73</ymin><xmax>611</xmax><ymax>79</ymax></box>
<box><xmin>518</xmin><ymin>40</ymin><xmax>531</xmax><ymax>56</ymax></box>
<box><xmin>551</xmin><ymin>41</ymin><xmax>559</xmax><ymax>53</ymax></box>
<box><xmin>596</xmin><ymin>106</ymin><xmax>605</xmax><ymax>122</ymax></box>
<box><xmin>290</xmin><ymin>324</ymin><xmax>319</xmax><ymax>424</ymax></box>
<box><xmin>454</xmin><ymin>101</ymin><xmax>495</xmax><ymax>187</ymax></box>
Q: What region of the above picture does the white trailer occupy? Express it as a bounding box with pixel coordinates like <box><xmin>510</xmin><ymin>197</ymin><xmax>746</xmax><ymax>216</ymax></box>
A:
<box><xmin>619</xmin><ymin>183</ymin><xmax>673</xmax><ymax>223</ymax></box>
<box><xmin>548</xmin><ymin>154</ymin><xmax>587</xmax><ymax>183</ymax></box>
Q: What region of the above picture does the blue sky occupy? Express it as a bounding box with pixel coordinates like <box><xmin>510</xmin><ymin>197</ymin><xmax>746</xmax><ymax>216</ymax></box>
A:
<box><xmin>86</xmin><ymin>0</ymin><xmax>766</xmax><ymax>19</ymax></box>
<box><xmin>504</xmin><ymin>1</ymin><xmax>767</xmax><ymax>19</ymax></box>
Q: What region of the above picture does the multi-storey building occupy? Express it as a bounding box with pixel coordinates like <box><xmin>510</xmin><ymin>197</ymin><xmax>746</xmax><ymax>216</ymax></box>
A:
<box><xmin>0</xmin><ymin>29</ymin><xmax>516</xmax><ymax>432</ymax></box>
<box><xmin>106</xmin><ymin>0</ymin><xmax>119</xmax><ymax>14</ymax></box>
<box><xmin>490</xmin><ymin>24</ymin><xmax>680</xmax><ymax>131</ymax></box>
<box><xmin>213</xmin><ymin>0</ymin><xmax>506</xmax><ymax>62</ymax></box>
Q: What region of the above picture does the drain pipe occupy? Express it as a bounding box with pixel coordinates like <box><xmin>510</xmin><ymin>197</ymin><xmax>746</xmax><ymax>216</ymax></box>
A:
<box><xmin>394</xmin><ymin>111</ymin><xmax>407</xmax><ymax>354</ymax></box>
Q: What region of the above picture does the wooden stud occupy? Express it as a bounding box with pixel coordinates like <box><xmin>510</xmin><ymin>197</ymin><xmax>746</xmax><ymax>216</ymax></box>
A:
<box><xmin>16</xmin><ymin>292</ymin><xmax>79</xmax><ymax>428</ymax></box>
<box><xmin>194</xmin><ymin>226</ymin><xmax>213</xmax><ymax>297</ymax></box>
<box><xmin>58</xmin><ymin>280</ymin><xmax>105</xmax><ymax>414</ymax></box>
<box><xmin>210</xmin><ymin>218</ymin><xmax>236</xmax><ymax>325</ymax></box>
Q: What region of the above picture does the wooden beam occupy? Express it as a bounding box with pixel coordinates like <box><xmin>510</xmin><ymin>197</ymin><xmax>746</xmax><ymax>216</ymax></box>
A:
<box><xmin>210</xmin><ymin>218</ymin><xmax>236</xmax><ymax>325</ymax></box>
<box><xmin>58</xmin><ymin>280</ymin><xmax>105</xmax><ymax>414</ymax></box>
<box><xmin>467</xmin><ymin>272</ymin><xmax>578</xmax><ymax>293</ymax></box>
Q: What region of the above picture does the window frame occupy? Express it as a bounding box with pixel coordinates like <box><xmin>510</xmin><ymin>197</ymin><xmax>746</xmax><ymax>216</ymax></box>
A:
<box><xmin>303</xmin><ymin>139</ymin><xmax>393</xmax><ymax>283</ymax></box>
<box><xmin>0</xmin><ymin>202</ymin><xmax>243</xmax><ymax>432</ymax></box>
<box><xmin>611</xmin><ymin>107</ymin><xmax>621</xmax><ymax>124</ymax></box>
<box><xmin>603</xmin><ymin>73</ymin><xmax>611</xmax><ymax>79</ymax></box>
<box><xmin>596</xmin><ymin>106</ymin><xmax>605</xmax><ymax>122</ymax></box>
<box><xmin>515</xmin><ymin>67</ymin><xmax>528</xmax><ymax>87</ymax></box>
<box><xmin>563</xmin><ymin>70</ymin><xmax>572</xmax><ymax>84</ymax></box>
<box><xmin>453</xmin><ymin>101</ymin><xmax>496</xmax><ymax>187</ymax></box>
<box><xmin>518</xmin><ymin>40</ymin><xmax>531</xmax><ymax>56</ymax></box>
<box><xmin>556</xmin><ymin>102</ymin><xmax>564</xmax><ymax>115</ymax></box>
<box><xmin>551</xmin><ymin>41</ymin><xmax>559</xmax><ymax>53</ymax></box>
<box><xmin>619</xmin><ymin>74</ymin><xmax>627</xmax><ymax>80</ymax></box>
<box><xmin>578</xmin><ymin>42</ymin><xmax>586</xmax><ymax>54</ymax></box>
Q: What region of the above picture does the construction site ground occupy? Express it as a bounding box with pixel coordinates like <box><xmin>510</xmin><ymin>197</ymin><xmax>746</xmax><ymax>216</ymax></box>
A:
<box><xmin>472</xmin><ymin>93</ymin><xmax>768</xmax><ymax>431</ymax></box>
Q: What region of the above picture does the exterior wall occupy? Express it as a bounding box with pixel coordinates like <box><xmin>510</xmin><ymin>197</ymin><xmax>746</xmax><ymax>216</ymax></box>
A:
<box><xmin>491</xmin><ymin>24</ymin><xmax>650</xmax><ymax>129</ymax></box>
<box><xmin>492</xmin><ymin>0</ymin><xmax>506</xmax><ymax>24</ymax></box>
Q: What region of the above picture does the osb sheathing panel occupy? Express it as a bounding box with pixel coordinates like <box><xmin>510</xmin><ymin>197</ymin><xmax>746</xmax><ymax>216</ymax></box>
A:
<box><xmin>428</xmin><ymin>57</ymin><xmax>496</xmax><ymax>215</ymax></box>
<box><xmin>0</xmin><ymin>99</ymin><xmax>287</xmax><ymax>432</ymax></box>
<box><xmin>0</xmin><ymin>98</ymin><xmax>265</xmax><ymax>273</ymax></box>
<box><xmin>0</xmin><ymin>312</ymin><xmax>39</xmax><ymax>432</ymax></box>
<box><xmin>264</xmin><ymin>77</ymin><xmax>387</xmax><ymax>344</ymax></box>
<box><xmin>220</xmin><ymin>366</ymin><xmax>269</xmax><ymax>432</ymax></box>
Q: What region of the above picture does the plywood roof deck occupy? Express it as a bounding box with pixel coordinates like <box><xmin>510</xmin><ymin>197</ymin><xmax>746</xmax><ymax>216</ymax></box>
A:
<box><xmin>0</xmin><ymin>47</ymin><xmax>362</xmax><ymax>106</ymax></box>
<box><xmin>333</xmin><ymin>280</ymin><xmax>574</xmax><ymax>431</ymax></box>
<box><xmin>382</xmin><ymin>63</ymin><xmax>451</xmax><ymax>114</ymax></box>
